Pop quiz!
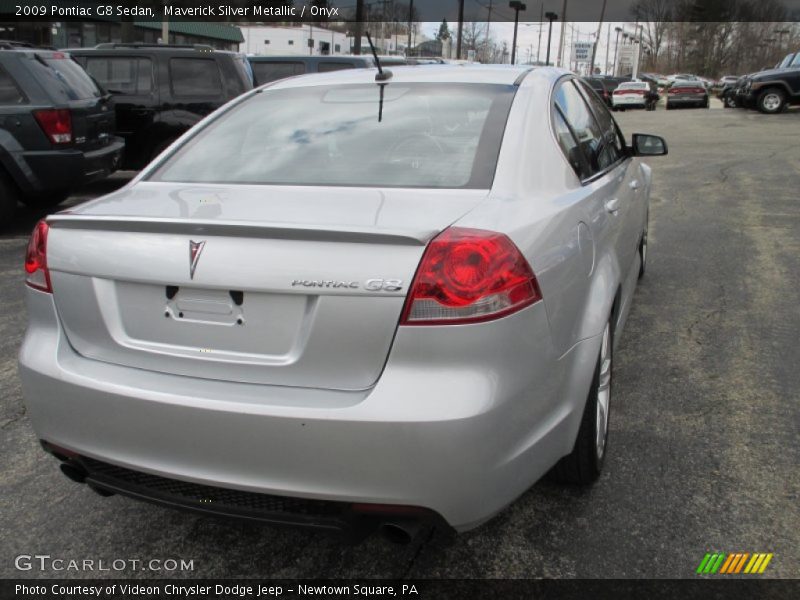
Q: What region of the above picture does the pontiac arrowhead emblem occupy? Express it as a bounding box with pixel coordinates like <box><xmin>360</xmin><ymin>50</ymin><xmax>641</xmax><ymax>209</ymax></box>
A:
<box><xmin>189</xmin><ymin>240</ymin><xmax>206</xmax><ymax>280</ymax></box>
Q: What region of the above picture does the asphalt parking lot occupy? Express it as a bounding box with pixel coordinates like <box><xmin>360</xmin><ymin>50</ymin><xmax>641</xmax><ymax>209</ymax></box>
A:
<box><xmin>1</xmin><ymin>101</ymin><xmax>799</xmax><ymax>580</ymax></box>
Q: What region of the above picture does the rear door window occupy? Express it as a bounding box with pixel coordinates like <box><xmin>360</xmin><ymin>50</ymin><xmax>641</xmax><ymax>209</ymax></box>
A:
<box><xmin>575</xmin><ymin>79</ymin><xmax>624</xmax><ymax>169</ymax></box>
<box><xmin>0</xmin><ymin>65</ymin><xmax>25</xmax><ymax>104</ymax></box>
<box><xmin>250</xmin><ymin>61</ymin><xmax>306</xmax><ymax>85</ymax></box>
<box><xmin>554</xmin><ymin>80</ymin><xmax>605</xmax><ymax>178</ymax></box>
<box><xmin>169</xmin><ymin>58</ymin><xmax>223</xmax><ymax>97</ymax></box>
<box><xmin>29</xmin><ymin>53</ymin><xmax>102</xmax><ymax>100</ymax></box>
<box><xmin>84</xmin><ymin>57</ymin><xmax>152</xmax><ymax>95</ymax></box>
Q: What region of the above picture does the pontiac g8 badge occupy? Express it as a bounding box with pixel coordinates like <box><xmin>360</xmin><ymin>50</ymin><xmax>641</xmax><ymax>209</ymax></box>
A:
<box><xmin>189</xmin><ymin>240</ymin><xmax>206</xmax><ymax>280</ymax></box>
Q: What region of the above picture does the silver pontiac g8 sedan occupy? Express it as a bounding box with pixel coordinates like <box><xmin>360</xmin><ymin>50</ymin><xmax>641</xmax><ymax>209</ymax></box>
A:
<box><xmin>19</xmin><ymin>65</ymin><xmax>666</xmax><ymax>539</ymax></box>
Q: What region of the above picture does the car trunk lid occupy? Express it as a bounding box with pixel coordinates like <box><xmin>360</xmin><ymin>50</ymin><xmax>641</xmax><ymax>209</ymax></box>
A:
<box><xmin>46</xmin><ymin>182</ymin><xmax>487</xmax><ymax>391</ymax></box>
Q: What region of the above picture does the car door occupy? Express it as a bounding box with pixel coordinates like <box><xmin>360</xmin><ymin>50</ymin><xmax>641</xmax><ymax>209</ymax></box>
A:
<box><xmin>574</xmin><ymin>78</ymin><xmax>642</xmax><ymax>279</ymax></box>
<box><xmin>79</xmin><ymin>54</ymin><xmax>156</xmax><ymax>166</ymax></box>
<box><xmin>163</xmin><ymin>56</ymin><xmax>226</xmax><ymax>135</ymax></box>
<box><xmin>547</xmin><ymin>78</ymin><xmax>637</xmax><ymax>350</ymax></box>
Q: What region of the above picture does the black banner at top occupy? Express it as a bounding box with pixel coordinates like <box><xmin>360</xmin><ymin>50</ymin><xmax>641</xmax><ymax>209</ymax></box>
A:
<box><xmin>2</xmin><ymin>0</ymin><xmax>800</xmax><ymax>23</ymax></box>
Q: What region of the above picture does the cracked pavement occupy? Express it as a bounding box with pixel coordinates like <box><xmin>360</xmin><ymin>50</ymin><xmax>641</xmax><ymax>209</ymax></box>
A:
<box><xmin>1</xmin><ymin>102</ymin><xmax>799</xmax><ymax>579</ymax></box>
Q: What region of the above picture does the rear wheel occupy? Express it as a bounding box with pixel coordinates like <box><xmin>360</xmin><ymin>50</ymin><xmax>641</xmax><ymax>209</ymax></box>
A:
<box><xmin>550</xmin><ymin>318</ymin><xmax>613</xmax><ymax>484</ymax></box>
<box><xmin>725</xmin><ymin>95</ymin><xmax>738</xmax><ymax>108</ymax></box>
<box><xmin>0</xmin><ymin>170</ymin><xmax>20</xmax><ymax>225</ymax></box>
<box><xmin>665</xmin><ymin>102</ymin><xmax>672</xmax><ymax>110</ymax></box>
<box><xmin>703</xmin><ymin>97</ymin><xmax>710</xmax><ymax>108</ymax></box>
<box><xmin>757</xmin><ymin>88</ymin><xmax>786</xmax><ymax>114</ymax></box>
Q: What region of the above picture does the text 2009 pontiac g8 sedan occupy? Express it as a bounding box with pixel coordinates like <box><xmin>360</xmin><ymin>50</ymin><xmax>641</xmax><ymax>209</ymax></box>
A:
<box><xmin>19</xmin><ymin>65</ymin><xmax>666</xmax><ymax>539</ymax></box>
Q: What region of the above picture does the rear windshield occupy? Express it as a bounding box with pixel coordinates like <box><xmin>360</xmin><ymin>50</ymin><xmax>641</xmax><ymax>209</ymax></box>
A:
<box><xmin>29</xmin><ymin>54</ymin><xmax>102</xmax><ymax>100</ymax></box>
<box><xmin>151</xmin><ymin>83</ymin><xmax>516</xmax><ymax>189</ymax></box>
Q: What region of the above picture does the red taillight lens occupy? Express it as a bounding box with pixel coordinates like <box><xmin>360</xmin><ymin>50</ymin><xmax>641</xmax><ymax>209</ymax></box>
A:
<box><xmin>33</xmin><ymin>108</ymin><xmax>72</xmax><ymax>144</ymax></box>
<box><xmin>25</xmin><ymin>220</ymin><xmax>51</xmax><ymax>293</ymax></box>
<box><xmin>400</xmin><ymin>227</ymin><xmax>541</xmax><ymax>325</ymax></box>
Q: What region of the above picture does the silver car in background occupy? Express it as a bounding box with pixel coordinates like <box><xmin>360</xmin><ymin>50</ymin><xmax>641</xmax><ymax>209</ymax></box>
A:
<box><xmin>19</xmin><ymin>65</ymin><xmax>666</xmax><ymax>539</ymax></box>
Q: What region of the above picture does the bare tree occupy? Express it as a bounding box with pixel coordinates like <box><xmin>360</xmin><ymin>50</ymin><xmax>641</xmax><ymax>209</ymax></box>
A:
<box><xmin>631</xmin><ymin>0</ymin><xmax>673</xmax><ymax>66</ymax></box>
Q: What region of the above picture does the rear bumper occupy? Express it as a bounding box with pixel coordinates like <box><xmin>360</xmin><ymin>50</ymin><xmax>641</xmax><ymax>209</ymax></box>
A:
<box><xmin>16</xmin><ymin>138</ymin><xmax>124</xmax><ymax>194</ymax></box>
<box><xmin>667</xmin><ymin>95</ymin><xmax>707</xmax><ymax>105</ymax></box>
<box><xmin>19</xmin><ymin>289</ymin><xmax>599</xmax><ymax>531</ymax></box>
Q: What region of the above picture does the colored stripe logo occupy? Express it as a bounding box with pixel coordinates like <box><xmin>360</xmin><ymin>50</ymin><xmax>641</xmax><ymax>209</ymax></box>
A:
<box><xmin>696</xmin><ymin>552</ymin><xmax>773</xmax><ymax>575</ymax></box>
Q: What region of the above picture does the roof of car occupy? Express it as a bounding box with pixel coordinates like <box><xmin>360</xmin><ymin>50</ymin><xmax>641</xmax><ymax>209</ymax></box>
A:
<box><xmin>263</xmin><ymin>64</ymin><xmax>561</xmax><ymax>89</ymax></box>
<box><xmin>68</xmin><ymin>44</ymin><xmax>237</xmax><ymax>55</ymax></box>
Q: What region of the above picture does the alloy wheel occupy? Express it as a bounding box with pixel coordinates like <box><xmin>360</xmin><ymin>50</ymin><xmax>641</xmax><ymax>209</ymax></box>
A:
<box><xmin>762</xmin><ymin>93</ymin><xmax>783</xmax><ymax>112</ymax></box>
<box><xmin>596</xmin><ymin>322</ymin><xmax>612</xmax><ymax>459</ymax></box>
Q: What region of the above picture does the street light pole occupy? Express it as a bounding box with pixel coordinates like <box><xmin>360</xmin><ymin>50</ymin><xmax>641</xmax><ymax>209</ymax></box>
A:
<box><xmin>545</xmin><ymin>11</ymin><xmax>558</xmax><ymax>66</ymax></box>
<box><xmin>613</xmin><ymin>26</ymin><xmax>622</xmax><ymax>76</ymax></box>
<box><xmin>509</xmin><ymin>2</ymin><xmax>527</xmax><ymax>65</ymax></box>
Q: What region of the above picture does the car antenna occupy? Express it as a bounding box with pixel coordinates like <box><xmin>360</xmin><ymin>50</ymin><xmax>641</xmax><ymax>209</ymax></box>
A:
<box><xmin>366</xmin><ymin>32</ymin><xmax>391</xmax><ymax>123</ymax></box>
<box><xmin>366</xmin><ymin>32</ymin><xmax>392</xmax><ymax>82</ymax></box>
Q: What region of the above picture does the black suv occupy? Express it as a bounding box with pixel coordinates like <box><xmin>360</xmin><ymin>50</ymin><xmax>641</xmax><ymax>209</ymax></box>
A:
<box><xmin>70</xmin><ymin>44</ymin><xmax>252</xmax><ymax>169</ymax></box>
<box><xmin>0</xmin><ymin>42</ymin><xmax>123</xmax><ymax>223</ymax></box>
<box><xmin>248</xmin><ymin>55</ymin><xmax>376</xmax><ymax>86</ymax></box>
<box><xmin>741</xmin><ymin>51</ymin><xmax>800</xmax><ymax>113</ymax></box>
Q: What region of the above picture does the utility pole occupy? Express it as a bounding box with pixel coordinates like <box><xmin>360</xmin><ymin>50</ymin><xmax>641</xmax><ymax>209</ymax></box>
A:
<box><xmin>354</xmin><ymin>0</ymin><xmax>364</xmax><ymax>55</ymax></box>
<box><xmin>456</xmin><ymin>0</ymin><xmax>465</xmax><ymax>59</ymax></box>
<box><xmin>556</xmin><ymin>0</ymin><xmax>568</xmax><ymax>68</ymax></box>
<box><xmin>545</xmin><ymin>11</ymin><xmax>558</xmax><ymax>66</ymax></box>
<box><xmin>536</xmin><ymin>2</ymin><xmax>543</xmax><ymax>64</ymax></box>
<box><xmin>604</xmin><ymin>23</ymin><xmax>610</xmax><ymax>74</ymax></box>
<box><xmin>406</xmin><ymin>0</ymin><xmax>413</xmax><ymax>57</ymax></box>
<box><xmin>486</xmin><ymin>0</ymin><xmax>493</xmax><ymax>63</ymax></box>
<box><xmin>509</xmin><ymin>1</ymin><xmax>526</xmax><ymax>65</ymax></box>
<box><xmin>589</xmin><ymin>0</ymin><xmax>606</xmax><ymax>76</ymax></box>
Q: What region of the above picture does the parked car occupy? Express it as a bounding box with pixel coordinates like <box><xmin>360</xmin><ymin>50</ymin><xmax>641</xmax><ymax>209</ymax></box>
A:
<box><xmin>583</xmin><ymin>76</ymin><xmax>613</xmax><ymax>106</ymax></box>
<box><xmin>69</xmin><ymin>44</ymin><xmax>252</xmax><ymax>170</ymax></box>
<box><xmin>248</xmin><ymin>55</ymin><xmax>377</xmax><ymax>86</ymax></box>
<box><xmin>0</xmin><ymin>43</ymin><xmax>123</xmax><ymax>223</ymax></box>
<box><xmin>739</xmin><ymin>52</ymin><xmax>800</xmax><ymax>113</ymax></box>
<box><xmin>611</xmin><ymin>81</ymin><xmax>658</xmax><ymax>111</ymax></box>
<box><xmin>665</xmin><ymin>79</ymin><xmax>709</xmax><ymax>109</ymax></box>
<box><xmin>19</xmin><ymin>66</ymin><xmax>666</xmax><ymax>539</ymax></box>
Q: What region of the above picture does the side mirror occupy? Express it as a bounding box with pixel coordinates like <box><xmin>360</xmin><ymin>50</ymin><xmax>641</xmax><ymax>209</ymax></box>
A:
<box><xmin>631</xmin><ymin>133</ymin><xmax>668</xmax><ymax>156</ymax></box>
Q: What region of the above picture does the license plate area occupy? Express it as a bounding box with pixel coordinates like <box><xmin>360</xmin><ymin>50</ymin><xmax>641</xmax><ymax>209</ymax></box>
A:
<box><xmin>165</xmin><ymin>286</ymin><xmax>245</xmax><ymax>326</ymax></box>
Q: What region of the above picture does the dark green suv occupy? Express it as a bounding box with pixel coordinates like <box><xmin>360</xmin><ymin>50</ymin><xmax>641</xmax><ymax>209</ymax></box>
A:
<box><xmin>743</xmin><ymin>51</ymin><xmax>800</xmax><ymax>114</ymax></box>
<box><xmin>0</xmin><ymin>42</ymin><xmax>123</xmax><ymax>223</ymax></box>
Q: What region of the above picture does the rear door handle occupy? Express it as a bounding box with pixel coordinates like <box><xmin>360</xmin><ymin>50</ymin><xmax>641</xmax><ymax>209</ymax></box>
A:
<box><xmin>629</xmin><ymin>180</ymin><xmax>641</xmax><ymax>191</ymax></box>
<box><xmin>605</xmin><ymin>198</ymin><xmax>620</xmax><ymax>214</ymax></box>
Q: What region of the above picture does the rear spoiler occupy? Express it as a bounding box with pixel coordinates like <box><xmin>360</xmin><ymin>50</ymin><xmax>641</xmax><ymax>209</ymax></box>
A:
<box><xmin>46</xmin><ymin>214</ymin><xmax>433</xmax><ymax>247</ymax></box>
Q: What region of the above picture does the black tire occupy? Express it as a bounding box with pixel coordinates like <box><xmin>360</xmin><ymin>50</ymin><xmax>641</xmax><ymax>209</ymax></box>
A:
<box><xmin>665</xmin><ymin>102</ymin><xmax>672</xmax><ymax>110</ymax></box>
<box><xmin>757</xmin><ymin>88</ymin><xmax>787</xmax><ymax>114</ymax></box>
<box><xmin>19</xmin><ymin>190</ymin><xmax>71</xmax><ymax>209</ymax></box>
<box><xmin>550</xmin><ymin>318</ymin><xmax>613</xmax><ymax>484</ymax></box>
<box><xmin>703</xmin><ymin>98</ymin><xmax>710</xmax><ymax>108</ymax></box>
<box><xmin>725</xmin><ymin>95</ymin><xmax>738</xmax><ymax>109</ymax></box>
<box><xmin>0</xmin><ymin>170</ymin><xmax>20</xmax><ymax>225</ymax></box>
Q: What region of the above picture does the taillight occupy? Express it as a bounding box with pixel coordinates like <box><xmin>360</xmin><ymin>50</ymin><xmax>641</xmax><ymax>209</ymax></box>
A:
<box><xmin>33</xmin><ymin>108</ymin><xmax>72</xmax><ymax>144</ymax></box>
<box><xmin>25</xmin><ymin>220</ymin><xmax>51</xmax><ymax>293</ymax></box>
<box><xmin>400</xmin><ymin>227</ymin><xmax>541</xmax><ymax>325</ymax></box>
